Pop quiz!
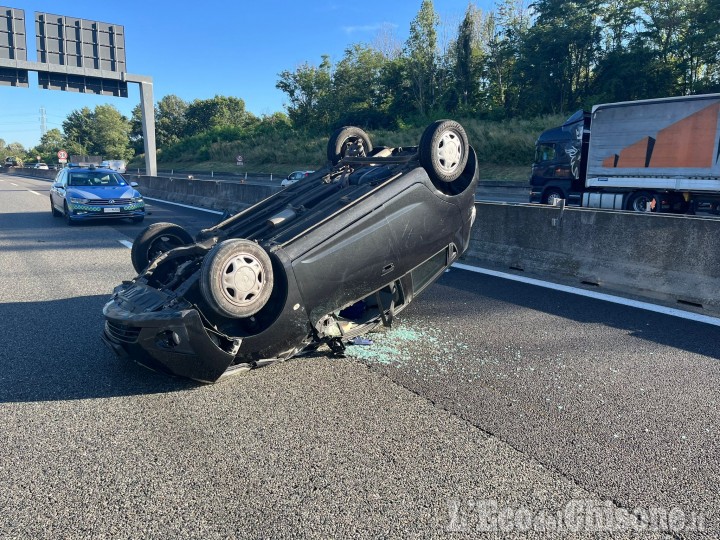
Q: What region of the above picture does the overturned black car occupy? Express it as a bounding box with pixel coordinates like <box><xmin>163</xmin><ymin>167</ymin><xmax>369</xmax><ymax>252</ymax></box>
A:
<box><xmin>102</xmin><ymin>120</ymin><xmax>479</xmax><ymax>382</ymax></box>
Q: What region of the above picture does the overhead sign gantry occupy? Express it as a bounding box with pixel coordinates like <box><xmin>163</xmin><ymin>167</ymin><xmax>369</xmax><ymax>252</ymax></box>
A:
<box><xmin>0</xmin><ymin>6</ymin><xmax>156</xmax><ymax>175</ymax></box>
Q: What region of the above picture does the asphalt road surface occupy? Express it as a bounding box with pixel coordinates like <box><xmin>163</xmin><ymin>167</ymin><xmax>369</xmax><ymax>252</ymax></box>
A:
<box><xmin>1</xmin><ymin>173</ymin><xmax>716</xmax><ymax>538</ymax></box>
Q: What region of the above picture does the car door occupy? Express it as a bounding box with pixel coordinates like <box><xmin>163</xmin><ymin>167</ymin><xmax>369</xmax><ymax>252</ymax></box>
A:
<box><xmin>51</xmin><ymin>170</ymin><xmax>66</xmax><ymax>209</ymax></box>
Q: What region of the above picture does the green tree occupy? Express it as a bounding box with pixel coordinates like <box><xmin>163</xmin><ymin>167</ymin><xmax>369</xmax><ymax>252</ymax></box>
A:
<box><xmin>591</xmin><ymin>0</ymin><xmax>649</xmax><ymax>101</ymax></box>
<box><xmin>332</xmin><ymin>44</ymin><xmax>391</xmax><ymax>128</ymax></box>
<box><xmin>691</xmin><ymin>0</ymin><xmax>720</xmax><ymax>92</ymax></box>
<box><xmin>480</xmin><ymin>0</ymin><xmax>529</xmax><ymax>115</ymax></box>
<box><xmin>89</xmin><ymin>104</ymin><xmax>133</xmax><ymax>160</ymax></box>
<box><xmin>28</xmin><ymin>128</ymin><xmax>65</xmax><ymax>163</ymax></box>
<box><xmin>404</xmin><ymin>0</ymin><xmax>439</xmax><ymax>116</ymax></box>
<box><xmin>450</xmin><ymin>4</ymin><xmax>484</xmax><ymax>112</ymax></box>
<box><xmin>62</xmin><ymin>107</ymin><xmax>93</xmax><ymax>154</ymax></box>
<box><xmin>276</xmin><ymin>56</ymin><xmax>333</xmax><ymax>132</ymax></box>
<box><xmin>131</xmin><ymin>94</ymin><xmax>191</xmax><ymax>152</ymax></box>
<box><xmin>129</xmin><ymin>104</ymin><xmax>144</xmax><ymax>155</ymax></box>
<box><xmin>600</xmin><ymin>0</ymin><xmax>642</xmax><ymax>51</ymax></box>
<box><xmin>515</xmin><ymin>0</ymin><xmax>601</xmax><ymax>114</ymax></box>
<box><xmin>184</xmin><ymin>95</ymin><xmax>256</xmax><ymax>137</ymax></box>
<box><xmin>670</xmin><ymin>0</ymin><xmax>720</xmax><ymax>94</ymax></box>
<box><xmin>30</xmin><ymin>128</ymin><xmax>64</xmax><ymax>163</ymax></box>
<box><xmin>62</xmin><ymin>105</ymin><xmax>133</xmax><ymax>160</ymax></box>
<box><xmin>5</xmin><ymin>142</ymin><xmax>25</xmax><ymax>156</ymax></box>
<box><xmin>156</xmin><ymin>94</ymin><xmax>188</xmax><ymax>147</ymax></box>
<box><xmin>40</xmin><ymin>128</ymin><xmax>64</xmax><ymax>149</ymax></box>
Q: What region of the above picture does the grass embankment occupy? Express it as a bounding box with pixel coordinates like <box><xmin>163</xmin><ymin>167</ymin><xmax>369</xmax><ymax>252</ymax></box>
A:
<box><xmin>130</xmin><ymin>114</ymin><xmax>565</xmax><ymax>183</ymax></box>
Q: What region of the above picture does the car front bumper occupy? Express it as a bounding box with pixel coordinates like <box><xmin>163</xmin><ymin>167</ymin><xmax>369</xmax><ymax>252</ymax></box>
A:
<box><xmin>69</xmin><ymin>202</ymin><xmax>145</xmax><ymax>220</ymax></box>
<box><xmin>102</xmin><ymin>285</ymin><xmax>240</xmax><ymax>383</ymax></box>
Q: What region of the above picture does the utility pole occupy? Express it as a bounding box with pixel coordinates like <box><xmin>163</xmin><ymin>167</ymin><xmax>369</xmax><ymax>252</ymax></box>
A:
<box><xmin>39</xmin><ymin>106</ymin><xmax>47</xmax><ymax>136</ymax></box>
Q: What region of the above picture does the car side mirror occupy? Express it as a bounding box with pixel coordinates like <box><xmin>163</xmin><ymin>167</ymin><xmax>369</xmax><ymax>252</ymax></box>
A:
<box><xmin>130</xmin><ymin>181</ymin><xmax>139</xmax><ymax>187</ymax></box>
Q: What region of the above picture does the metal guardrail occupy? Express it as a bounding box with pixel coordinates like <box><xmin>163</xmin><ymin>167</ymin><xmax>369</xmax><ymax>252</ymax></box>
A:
<box><xmin>126</xmin><ymin>169</ymin><xmax>280</xmax><ymax>183</ymax></box>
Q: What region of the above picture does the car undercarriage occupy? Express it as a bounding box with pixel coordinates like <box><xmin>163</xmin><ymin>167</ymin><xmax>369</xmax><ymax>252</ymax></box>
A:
<box><xmin>103</xmin><ymin>120</ymin><xmax>479</xmax><ymax>382</ymax></box>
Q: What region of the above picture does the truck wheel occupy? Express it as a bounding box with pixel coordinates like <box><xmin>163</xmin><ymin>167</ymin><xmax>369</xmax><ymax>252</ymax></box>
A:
<box><xmin>419</xmin><ymin>120</ymin><xmax>469</xmax><ymax>185</ymax></box>
<box><xmin>543</xmin><ymin>188</ymin><xmax>564</xmax><ymax>206</ymax></box>
<box><xmin>200</xmin><ymin>239</ymin><xmax>274</xmax><ymax>319</ymax></box>
<box><xmin>626</xmin><ymin>191</ymin><xmax>658</xmax><ymax>212</ymax></box>
<box><xmin>327</xmin><ymin>127</ymin><xmax>372</xmax><ymax>165</ymax></box>
<box><xmin>131</xmin><ymin>222</ymin><xmax>194</xmax><ymax>273</ymax></box>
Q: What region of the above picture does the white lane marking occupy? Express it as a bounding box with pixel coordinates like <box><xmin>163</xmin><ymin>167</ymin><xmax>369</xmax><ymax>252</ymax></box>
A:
<box><xmin>28</xmin><ymin>190</ymin><xmax>42</xmax><ymax>196</ymax></box>
<box><xmin>144</xmin><ymin>197</ymin><xmax>224</xmax><ymax>215</ymax></box>
<box><xmin>9</xmin><ymin>182</ymin><xmax>18</xmax><ymax>186</ymax></box>
<box><xmin>452</xmin><ymin>262</ymin><xmax>720</xmax><ymax>327</ymax></box>
<box><xmin>118</xmin><ymin>240</ymin><xmax>133</xmax><ymax>249</ymax></box>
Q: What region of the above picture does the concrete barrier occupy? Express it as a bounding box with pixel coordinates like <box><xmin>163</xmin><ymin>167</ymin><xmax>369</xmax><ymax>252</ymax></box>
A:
<box><xmin>463</xmin><ymin>202</ymin><xmax>720</xmax><ymax>315</ymax></box>
<box><xmin>6</xmin><ymin>168</ymin><xmax>57</xmax><ymax>180</ymax></box>
<box><xmin>131</xmin><ymin>175</ymin><xmax>279</xmax><ymax>214</ymax></box>
<box><xmin>11</xmin><ymin>166</ymin><xmax>718</xmax><ymax>313</ymax></box>
<box><xmin>5</xmin><ymin>168</ymin><xmax>280</xmax><ymax>213</ymax></box>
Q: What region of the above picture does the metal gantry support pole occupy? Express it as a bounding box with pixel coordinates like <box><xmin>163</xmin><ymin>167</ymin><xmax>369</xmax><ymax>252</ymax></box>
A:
<box><xmin>137</xmin><ymin>80</ymin><xmax>157</xmax><ymax>177</ymax></box>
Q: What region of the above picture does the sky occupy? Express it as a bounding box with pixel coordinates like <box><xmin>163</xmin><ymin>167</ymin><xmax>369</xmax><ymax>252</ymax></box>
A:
<box><xmin>0</xmin><ymin>0</ymin><xmax>496</xmax><ymax>149</ymax></box>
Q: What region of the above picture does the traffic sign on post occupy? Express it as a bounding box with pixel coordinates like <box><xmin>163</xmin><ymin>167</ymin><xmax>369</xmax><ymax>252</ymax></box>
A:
<box><xmin>57</xmin><ymin>150</ymin><xmax>68</xmax><ymax>159</ymax></box>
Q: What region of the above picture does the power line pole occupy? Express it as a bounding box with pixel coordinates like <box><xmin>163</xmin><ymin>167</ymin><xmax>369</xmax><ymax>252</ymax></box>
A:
<box><xmin>39</xmin><ymin>106</ymin><xmax>47</xmax><ymax>136</ymax></box>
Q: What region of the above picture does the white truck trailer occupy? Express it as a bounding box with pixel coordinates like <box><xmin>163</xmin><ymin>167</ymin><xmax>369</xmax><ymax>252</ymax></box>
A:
<box><xmin>530</xmin><ymin>93</ymin><xmax>720</xmax><ymax>213</ymax></box>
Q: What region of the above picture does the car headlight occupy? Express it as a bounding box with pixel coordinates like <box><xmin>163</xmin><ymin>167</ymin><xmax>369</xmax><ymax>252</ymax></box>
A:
<box><xmin>131</xmin><ymin>196</ymin><xmax>144</xmax><ymax>203</ymax></box>
<box><xmin>70</xmin><ymin>197</ymin><xmax>89</xmax><ymax>204</ymax></box>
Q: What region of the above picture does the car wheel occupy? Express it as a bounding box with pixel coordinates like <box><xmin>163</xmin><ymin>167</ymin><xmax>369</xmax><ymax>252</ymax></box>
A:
<box><xmin>131</xmin><ymin>222</ymin><xmax>194</xmax><ymax>274</ymax></box>
<box><xmin>64</xmin><ymin>202</ymin><xmax>75</xmax><ymax>226</ymax></box>
<box><xmin>626</xmin><ymin>191</ymin><xmax>658</xmax><ymax>212</ymax></box>
<box><xmin>419</xmin><ymin>120</ymin><xmax>469</xmax><ymax>185</ymax></box>
<box><xmin>327</xmin><ymin>126</ymin><xmax>372</xmax><ymax>165</ymax></box>
<box><xmin>51</xmin><ymin>198</ymin><xmax>61</xmax><ymax>217</ymax></box>
<box><xmin>543</xmin><ymin>188</ymin><xmax>564</xmax><ymax>206</ymax></box>
<box><xmin>200</xmin><ymin>239</ymin><xmax>274</xmax><ymax>319</ymax></box>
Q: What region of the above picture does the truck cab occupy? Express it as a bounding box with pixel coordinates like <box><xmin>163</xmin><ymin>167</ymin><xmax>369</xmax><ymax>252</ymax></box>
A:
<box><xmin>529</xmin><ymin>110</ymin><xmax>590</xmax><ymax>206</ymax></box>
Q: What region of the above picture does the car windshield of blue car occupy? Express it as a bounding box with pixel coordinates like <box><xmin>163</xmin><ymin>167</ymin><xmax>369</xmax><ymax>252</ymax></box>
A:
<box><xmin>68</xmin><ymin>172</ymin><xmax>126</xmax><ymax>187</ymax></box>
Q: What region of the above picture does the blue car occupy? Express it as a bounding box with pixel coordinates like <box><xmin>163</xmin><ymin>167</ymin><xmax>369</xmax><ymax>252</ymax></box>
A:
<box><xmin>50</xmin><ymin>166</ymin><xmax>145</xmax><ymax>225</ymax></box>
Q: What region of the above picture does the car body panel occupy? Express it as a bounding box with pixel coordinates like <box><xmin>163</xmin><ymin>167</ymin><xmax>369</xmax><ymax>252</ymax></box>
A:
<box><xmin>103</xmin><ymin>128</ymin><xmax>479</xmax><ymax>382</ymax></box>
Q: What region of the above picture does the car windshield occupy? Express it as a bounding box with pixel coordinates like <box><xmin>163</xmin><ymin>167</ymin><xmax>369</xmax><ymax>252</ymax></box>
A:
<box><xmin>68</xmin><ymin>172</ymin><xmax>126</xmax><ymax>187</ymax></box>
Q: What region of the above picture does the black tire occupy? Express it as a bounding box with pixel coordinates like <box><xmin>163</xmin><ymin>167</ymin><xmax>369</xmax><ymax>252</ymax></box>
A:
<box><xmin>64</xmin><ymin>202</ymin><xmax>75</xmax><ymax>226</ymax></box>
<box><xmin>327</xmin><ymin>126</ymin><xmax>372</xmax><ymax>165</ymax></box>
<box><xmin>419</xmin><ymin>120</ymin><xmax>469</xmax><ymax>185</ymax></box>
<box><xmin>51</xmin><ymin>198</ymin><xmax>61</xmax><ymax>217</ymax></box>
<box><xmin>626</xmin><ymin>191</ymin><xmax>658</xmax><ymax>212</ymax></box>
<box><xmin>131</xmin><ymin>222</ymin><xmax>194</xmax><ymax>274</ymax></box>
<box><xmin>542</xmin><ymin>188</ymin><xmax>564</xmax><ymax>206</ymax></box>
<box><xmin>200</xmin><ymin>239</ymin><xmax>274</xmax><ymax>319</ymax></box>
